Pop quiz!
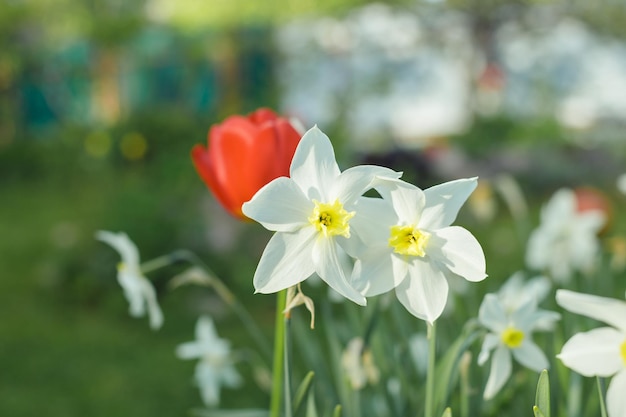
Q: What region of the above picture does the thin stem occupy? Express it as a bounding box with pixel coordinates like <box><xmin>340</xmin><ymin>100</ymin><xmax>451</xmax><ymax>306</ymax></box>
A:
<box><xmin>270</xmin><ymin>290</ymin><xmax>287</xmax><ymax>417</ymax></box>
<box><xmin>284</xmin><ymin>311</ymin><xmax>293</xmax><ymax>417</ymax></box>
<box><xmin>424</xmin><ymin>321</ymin><xmax>437</xmax><ymax>417</ymax></box>
<box><xmin>597</xmin><ymin>377</ymin><xmax>608</xmax><ymax>417</ymax></box>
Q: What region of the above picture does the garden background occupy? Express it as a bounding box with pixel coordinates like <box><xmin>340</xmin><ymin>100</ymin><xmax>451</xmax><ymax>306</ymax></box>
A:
<box><xmin>1</xmin><ymin>0</ymin><xmax>626</xmax><ymax>416</ymax></box>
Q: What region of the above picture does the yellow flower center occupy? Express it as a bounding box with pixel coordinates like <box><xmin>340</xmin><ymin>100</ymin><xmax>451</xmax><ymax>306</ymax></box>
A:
<box><xmin>308</xmin><ymin>199</ymin><xmax>355</xmax><ymax>238</ymax></box>
<box><xmin>501</xmin><ymin>327</ymin><xmax>525</xmax><ymax>349</ymax></box>
<box><xmin>621</xmin><ymin>339</ymin><xmax>626</xmax><ymax>366</ymax></box>
<box><xmin>388</xmin><ymin>225</ymin><xmax>430</xmax><ymax>257</ymax></box>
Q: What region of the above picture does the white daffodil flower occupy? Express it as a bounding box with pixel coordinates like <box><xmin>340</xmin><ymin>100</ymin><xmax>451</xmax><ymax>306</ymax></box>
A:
<box><xmin>556</xmin><ymin>290</ymin><xmax>626</xmax><ymax>417</ymax></box>
<box><xmin>341</xmin><ymin>337</ymin><xmax>380</xmax><ymax>390</ymax></box>
<box><xmin>242</xmin><ymin>126</ymin><xmax>401</xmax><ymax>305</ymax></box>
<box><xmin>350</xmin><ymin>177</ymin><xmax>487</xmax><ymax>323</ymax></box>
<box><xmin>525</xmin><ymin>188</ymin><xmax>605</xmax><ymax>282</ymax></box>
<box><xmin>95</xmin><ymin>230</ymin><xmax>163</xmax><ymax>330</ymax></box>
<box><xmin>477</xmin><ymin>293</ymin><xmax>560</xmax><ymax>400</ymax></box>
<box><xmin>176</xmin><ymin>316</ymin><xmax>242</xmax><ymax>408</ymax></box>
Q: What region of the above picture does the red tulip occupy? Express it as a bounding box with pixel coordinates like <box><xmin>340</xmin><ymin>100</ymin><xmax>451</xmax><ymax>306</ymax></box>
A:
<box><xmin>574</xmin><ymin>186</ymin><xmax>613</xmax><ymax>235</ymax></box>
<box><xmin>192</xmin><ymin>108</ymin><xmax>302</xmax><ymax>220</ymax></box>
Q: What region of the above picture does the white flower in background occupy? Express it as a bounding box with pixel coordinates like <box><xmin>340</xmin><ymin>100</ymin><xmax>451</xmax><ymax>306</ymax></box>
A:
<box><xmin>351</xmin><ymin>177</ymin><xmax>487</xmax><ymax>323</ymax></box>
<box><xmin>242</xmin><ymin>126</ymin><xmax>400</xmax><ymax>305</ymax></box>
<box><xmin>478</xmin><ymin>293</ymin><xmax>560</xmax><ymax>400</ymax></box>
<box><xmin>176</xmin><ymin>316</ymin><xmax>242</xmax><ymax>408</ymax></box>
<box><xmin>341</xmin><ymin>337</ymin><xmax>380</xmax><ymax>390</ymax></box>
<box><xmin>95</xmin><ymin>230</ymin><xmax>163</xmax><ymax>330</ymax></box>
<box><xmin>617</xmin><ymin>173</ymin><xmax>626</xmax><ymax>195</ymax></box>
<box><xmin>409</xmin><ymin>333</ymin><xmax>429</xmax><ymax>377</ymax></box>
<box><xmin>525</xmin><ymin>188</ymin><xmax>605</xmax><ymax>282</ymax></box>
<box><xmin>556</xmin><ymin>290</ymin><xmax>626</xmax><ymax>417</ymax></box>
<box><xmin>498</xmin><ymin>271</ymin><xmax>551</xmax><ymax>312</ymax></box>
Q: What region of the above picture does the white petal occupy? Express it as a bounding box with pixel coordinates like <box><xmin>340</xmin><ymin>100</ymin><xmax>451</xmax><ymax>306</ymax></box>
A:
<box><xmin>313</xmin><ymin>238</ymin><xmax>366</xmax><ymax>305</ymax></box>
<box><xmin>96</xmin><ymin>230</ymin><xmax>140</xmax><ymax>266</ymax></box>
<box><xmin>332</xmin><ymin>165</ymin><xmax>401</xmax><ymax>204</ymax></box>
<box><xmin>349</xmin><ymin>197</ymin><xmax>397</xmax><ymax>247</ymax></box>
<box><xmin>176</xmin><ymin>341</ymin><xmax>205</xmax><ymax>360</ymax></box>
<box><xmin>420</xmin><ymin>178</ymin><xmax>478</xmax><ymax>229</ymax></box>
<box><xmin>195</xmin><ymin>361</ymin><xmax>220</xmax><ymax>407</ymax></box>
<box><xmin>512</xmin><ymin>339</ymin><xmax>549</xmax><ymax>372</ymax></box>
<box><xmin>242</xmin><ymin>177</ymin><xmax>312</xmax><ymax>232</ymax></box>
<box><xmin>525</xmin><ymin>228</ymin><xmax>551</xmax><ymax>272</ymax></box>
<box><xmin>429</xmin><ymin>226</ymin><xmax>487</xmax><ymax>282</ymax></box>
<box><xmin>541</xmin><ymin>189</ymin><xmax>576</xmax><ymax>223</ymax></box>
<box><xmin>395</xmin><ymin>260</ymin><xmax>449</xmax><ymax>323</ymax></box>
<box><xmin>351</xmin><ymin>248</ymin><xmax>396</xmax><ymax>296</ymax></box>
<box><xmin>478</xmin><ymin>333</ymin><xmax>499</xmax><ymax>366</ymax></box>
<box><xmin>556</xmin><ymin>290</ymin><xmax>626</xmax><ymax>333</ymax></box>
<box><xmin>557</xmin><ymin>327</ymin><xmax>624</xmax><ymax>377</ymax></box>
<box><xmin>478</xmin><ymin>294</ymin><xmax>507</xmax><ymax>333</ymax></box>
<box><xmin>290</xmin><ymin>126</ymin><xmax>341</xmax><ymax>201</ymax></box>
<box><xmin>196</xmin><ymin>316</ymin><xmax>218</xmax><ymax>342</ymax></box>
<box><xmin>253</xmin><ymin>229</ymin><xmax>317</xmax><ymax>294</ymax></box>
<box><xmin>483</xmin><ymin>345</ymin><xmax>512</xmax><ymax>400</ymax></box>
<box><xmin>607</xmin><ymin>370</ymin><xmax>626</xmax><ymax>417</ymax></box>
<box><xmin>141</xmin><ymin>278</ymin><xmax>164</xmax><ymax>330</ymax></box>
<box><xmin>375</xmin><ymin>178</ymin><xmax>425</xmax><ymax>224</ymax></box>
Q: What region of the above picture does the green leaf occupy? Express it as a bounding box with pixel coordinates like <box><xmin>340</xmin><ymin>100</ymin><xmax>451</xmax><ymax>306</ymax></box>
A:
<box><xmin>534</xmin><ymin>369</ymin><xmax>550</xmax><ymax>417</ymax></box>
<box><xmin>294</xmin><ymin>371</ymin><xmax>315</xmax><ymax>416</ymax></box>
<box><xmin>332</xmin><ymin>404</ymin><xmax>342</xmax><ymax>417</ymax></box>
<box><xmin>441</xmin><ymin>407</ymin><xmax>452</xmax><ymax>417</ymax></box>
<box><xmin>305</xmin><ymin>389</ymin><xmax>318</xmax><ymax>417</ymax></box>
<box><xmin>433</xmin><ymin>322</ymin><xmax>480</xmax><ymax>413</ymax></box>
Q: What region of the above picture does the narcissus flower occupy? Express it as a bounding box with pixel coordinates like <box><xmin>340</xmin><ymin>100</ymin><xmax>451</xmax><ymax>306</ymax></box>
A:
<box><xmin>556</xmin><ymin>290</ymin><xmax>626</xmax><ymax>417</ymax></box>
<box><xmin>525</xmin><ymin>188</ymin><xmax>605</xmax><ymax>282</ymax></box>
<box><xmin>478</xmin><ymin>293</ymin><xmax>559</xmax><ymax>399</ymax></box>
<box><xmin>242</xmin><ymin>126</ymin><xmax>400</xmax><ymax>305</ymax></box>
<box><xmin>192</xmin><ymin>108</ymin><xmax>302</xmax><ymax>220</ymax></box>
<box><xmin>95</xmin><ymin>231</ymin><xmax>163</xmax><ymax>330</ymax></box>
<box><xmin>351</xmin><ymin>177</ymin><xmax>487</xmax><ymax>323</ymax></box>
<box><xmin>176</xmin><ymin>316</ymin><xmax>242</xmax><ymax>407</ymax></box>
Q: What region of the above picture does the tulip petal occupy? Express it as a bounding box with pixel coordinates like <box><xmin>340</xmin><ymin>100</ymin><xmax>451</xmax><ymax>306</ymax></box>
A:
<box><xmin>210</xmin><ymin>118</ymin><xmax>277</xmax><ymax>215</ymax></box>
<box><xmin>290</xmin><ymin>126</ymin><xmax>341</xmax><ymax>201</ymax></box>
<box><xmin>512</xmin><ymin>339</ymin><xmax>549</xmax><ymax>372</ymax></box>
<box><xmin>243</xmin><ymin>177</ymin><xmax>313</xmax><ymax>232</ymax></box>
<box><xmin>557</xmin><ymin>327</ymin><xmax>624</xmax><ymax>377</ymax></box>
<box><xmin>420</xmin><ymin>178</ymin><xmax>478</xmax><ymax>229</ymax></box>
<box><xmin>483</xmin><ymin>345</ymin><xmax>512</xmax><ymax>400</ymax></box>
<box><xmin>429</xmin><ymin>226</ymin><xmax>487</xmax><ymax>282</ymax></box>
<box><xmin>313</xmin><ymin>237</ymin><xmax>366</xmax><ymax>305</ymax></box>
<box><xmin>395</xmin><ymin>259</ymin><xmax>449</xmax><ymax>323</ymax></box>
<box><xmin>556</xmin><ymin>290</ymin><xmax>626</xmax><ymax>333</ymax></box>
<box><xmin>253</xmin><ymin>228</ymin><xmax>317</xmax><ymax>294</ymax></box>
<box><xmin>607</xmin><ymin>370</ymin><xmax>626</xmax><ymax>417</ymax></box>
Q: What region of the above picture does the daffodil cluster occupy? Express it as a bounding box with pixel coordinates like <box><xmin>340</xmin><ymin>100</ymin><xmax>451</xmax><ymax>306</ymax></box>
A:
<box><xmin>243</xmin><ymin>126</ymin><xmax>487</xmax><ymax>323</ymax></box>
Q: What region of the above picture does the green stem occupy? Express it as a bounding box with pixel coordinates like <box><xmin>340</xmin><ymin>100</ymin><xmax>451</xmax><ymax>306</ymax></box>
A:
<box><xmin>597</xmin><ymin>377</ymin><xmax>608</xmax><ymax>417</ymax></box>
<box><xmin>424</xmin><ymin>321</ymin><xmax>437</xmax><ymax>417</ymax></box>
<box><xmin>270</xmin><ymin>290</ymin><xmax>287</xmax><ymax>417</ymax></box>
<box><xmin>284</xmin><ymin>313</ymin><xmax>293</xmax><ymax>417</ymax></box>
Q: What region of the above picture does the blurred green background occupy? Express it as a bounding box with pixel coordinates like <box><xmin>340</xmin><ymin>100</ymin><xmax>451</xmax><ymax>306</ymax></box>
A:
<box><xmin>1</xmin><ymin>0</ymin><xmax>626</xmax><ymax>416</ymax></box>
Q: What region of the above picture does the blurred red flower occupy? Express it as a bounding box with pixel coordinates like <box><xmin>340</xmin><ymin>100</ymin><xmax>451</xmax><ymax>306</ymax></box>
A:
<box><xmin>192</xmin><ymin>108</ymin><xmax>302</xmax><ymax>220</ymax></box>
